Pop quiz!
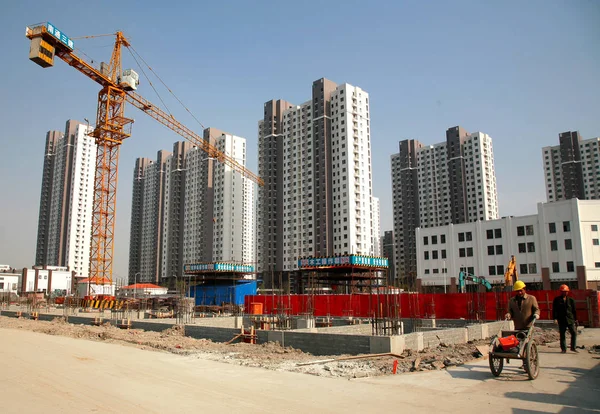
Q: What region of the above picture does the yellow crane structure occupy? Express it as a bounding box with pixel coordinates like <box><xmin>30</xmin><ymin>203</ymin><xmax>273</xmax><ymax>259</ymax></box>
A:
<box><xmin>26</xmin><ymin>22</ymin><xmax>263</xmax><ymax>287</ymax></box>
<box><xmin>504</xmin><ymin>255</ymin><xmax>518</xmax><ymax>287</ymax></box>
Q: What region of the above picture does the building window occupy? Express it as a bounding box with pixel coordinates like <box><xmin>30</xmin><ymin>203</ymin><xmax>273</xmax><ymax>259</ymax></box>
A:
<box><xmin>441</xmin><ymin>234</ymin><xmax>446</xmax><ymax>244</ymax></box>
<box><xmin>423</xmin><ymin>236</ymin><xmax>428</xmax><ymax>245</ymax></box>
<box><xmin>566</xmin><ymin>261</ymin><xmax>574</xmax><ymax>272</ymax></box>
<box><xmin>468</xmin><ymin>266</ymin><xmax>474</xmax><ymax>275</ymax></box>
<box><xmin>441</xmin><ymin>249</ymin><xmax>447</xmax><ymax>259</ymax></box>
<box><xmin>520</xmin><ymin>264</ymin><xmax>528</xmax><ymax>274</ymax></box>
<box><xmin>526</xmin><ymin>225</ymin><xmax>534</xmax><ymax>236</ymax></box>
<box><xmin>563</xmin><ymin>221</ymin><xmax>571</xmax><ymax>232</ymax></box>
<box><xmin>592</xmin><ymin>225</ymin><xmax>598</xmax><ymax>232</ymax></box>
<box><xmin>596</xmin><ymin>262</ymin><xmax>600</xmax><ymax>268</ymax></box>
<box><xmin>466</xmin><ymin>232</ymin><xmax>473</xmax><ymax>241</ymax></box>
<box><xmin>496</xmin><ymin>245</ymin><xmax>503</xmax><ymax>255</ymax></box>
<box><xmin>496</xmin><ymin>265</ymin><xmax>504</xmax><ymax>274</ymax></box>
<box><xmin>518</xmin><ymin>242</ymin><xmax>526</xmax><ymax>253</ymax></box>
<box><xmin>458</xmin><ymin>233</ymin><xmax>465</xmax><ymax>242</ymax></box>
<box><xmin>432</xmin><ymin>235</ymin><xmax>438</xmax><ymax>245</ymax></box>
<box><xmin>549</xmin><ymin>222</ymin><xmax>556</xmax><ymax>234</ymax></box>
<box><xmin>517</xmin><ymin>226</ymin><xmax>525</xmax><ymax>237</ymax></box>
<box><xmin>495</xmin><ymin>228</ymin><xmax>502</xmax><ymax>238</ymax></box>
<box><xmin>486</xmin><ymin>229</ymin><xmax>493</xmax><ymax>239</ymax></box>
<box><xmin>432</xmin><ymin>250</ymin><xmax>439</xmax><ymax>259</ymax></box>
<box><xmin>552</xmin><ymin>262</ymin><xmax>560</xmax><ymax>273</ymax></box>
<box><xmin>527</xmin><ymin>242</ymin><xmax>535</xmax><ymax>253</ymax></box>
<box><xmin>467</xmin><ymin>247</ymin><xmax>473</xmax><ymax>257</ymax></box>
<box><xmin>593</xmin><ymin>239</ymin><xmax>599</xmax><ymax>246</ymax></box>
<box><xmin>529</xmin><ymin>263</ymin><xmax>537</xmax><ymax>274</ymax></box>
<box><xmin>459</xmin><ymin>248</ymin><xmax>466</xmax><ymax>257</ymax></box>
<box><xmin>424</xmin><ymin>269</ymin><xmax>430</xmax><ymax>274</ymax></box>
<box><xmin>424</xmin><ymin>251</ymin><xmax>429</xmax><ymax>260</ymax></box>
<box><xmin>565</xmin><ymin>239</ymin><xmax>572</xmax><ymax>250</ymax></box>
<box><xmin>489</xmin><ymin>266</ymin><xmax>496</xmax><ymax>276</ymax></box>
<box><xmin>488</xmin><ymin>245</ymin><xmax>495</xmax><ymax>255</ymax></box>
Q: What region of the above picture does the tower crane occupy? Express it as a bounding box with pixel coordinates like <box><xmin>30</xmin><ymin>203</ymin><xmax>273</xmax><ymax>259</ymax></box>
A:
<box><xmin>26</xmin><ymin>22</ymin><xmax>264</xmax><ymax>287</ymax></box>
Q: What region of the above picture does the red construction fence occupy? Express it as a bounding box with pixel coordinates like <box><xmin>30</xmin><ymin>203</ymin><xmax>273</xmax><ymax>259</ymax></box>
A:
<box><xmin>245</xmin><ymin>289</ymin><xmax>600</xmax><ymax>327</ymax></box>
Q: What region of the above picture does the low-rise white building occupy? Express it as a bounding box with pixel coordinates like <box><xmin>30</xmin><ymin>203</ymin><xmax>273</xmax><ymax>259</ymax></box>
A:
<box><xmin>76</xmin><ymin>277</ymin><xmax>116</xmax><ymax>297</ymax></box>
<box><xmin>21</xmin><ymin>266</ymin><xmax>75</xmax><ymax>295</ymax></box>
<box><xmin>119</xmin><ymin>283</ymin><xmax>168</xmax><ymax>297</ymax></box>
<box><xmin>0</xmin><ymin>274</ymin><xmax>19</xmax><ymax>295</ymax></box>
<box><xmin>416</xmin><ymin>199</ymin><xmax>600</xmax><ymax>291</ymax></box>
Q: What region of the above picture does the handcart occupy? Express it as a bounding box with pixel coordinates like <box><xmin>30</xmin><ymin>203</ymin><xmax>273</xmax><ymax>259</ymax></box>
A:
<box><xmin>488</xmin><ymin>320</ymin><xmax>539</xmax><ymax>380</ymax></box>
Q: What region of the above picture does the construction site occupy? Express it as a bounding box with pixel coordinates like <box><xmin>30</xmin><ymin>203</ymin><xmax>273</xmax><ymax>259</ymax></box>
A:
<box><xmin>3</xmin><ymin>18</ymin><xmax>598</xmax><ymax>383</ymax></box>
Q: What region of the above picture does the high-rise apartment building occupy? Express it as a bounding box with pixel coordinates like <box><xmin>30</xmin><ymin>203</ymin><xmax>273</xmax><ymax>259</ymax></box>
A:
<box><xmin>382</xmin><ymin>230</ymin><xmax>396</xmax><ymax>284</ymax></box>
<box><xmin>131</xmin><ymin>131</ymin><xmax>255</xmax><ymax>284</ymax></box>
<box><xmin>128</xmin><ymin>157</ymin><xmax>152</xmax><ymax>282</ymax></box>
<box><xmin>257</xmin><ymin>100</ymin><xmax>294</xmax><ymax>281</ymax></box>
<box><xmin>138</xmin><ymin>150</ymin><xmax>170</xmax><ymax>284</ymax></box>
<box><xmin>258</xmin><ymin>78</ymin><xmax>378</xmax><ymax>285</ymax></box>
<box><xmin>372</xmin><ymin>197</ymin><xmax>381</xmax><ymax>256</ymax></box>
<box><xmin>35</xmin><ymin>130</ymin><xmax>62</xmax><ymax>266</ymax></box>
<box><xmin>182</xmin><ymin>129</ymin><xmax>218</xmax><ymax>268</ymax></box>
<box><xmin>211</xmin><ymin>131</ymin><xmax>255</xmax><ymax>263</ymax></box>
<box><xmin>36</xmin><ymin>120</ymin><xmax>95</xmax><ymax>277</ymax></box>
<box><xmin>543</xmin><ymin>131</ymin><xmax>600</xmax><ymax>202</ymax></box>
<box><xmin>162</xmin><ymin>141</ymin><xmax>193</xmax><ymax>282</ymax></box>
<box><xmin>391</xmin><ymin>126</ymin><xmax>498</xmax><ymax>287</ymax></box>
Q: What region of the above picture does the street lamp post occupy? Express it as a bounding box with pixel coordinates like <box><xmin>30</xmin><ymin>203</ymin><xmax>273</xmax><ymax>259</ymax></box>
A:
<box><xmin>134</xmin><ymin>272</ymin><xmax>141</xmax><ymax>300</ymax></box>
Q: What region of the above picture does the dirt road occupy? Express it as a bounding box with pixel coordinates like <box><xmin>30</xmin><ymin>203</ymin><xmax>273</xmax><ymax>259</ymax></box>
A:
<box><xmin>1</xmin><ymin>327</ymin><xmax>599</xmax><ymax>413</ymax></box>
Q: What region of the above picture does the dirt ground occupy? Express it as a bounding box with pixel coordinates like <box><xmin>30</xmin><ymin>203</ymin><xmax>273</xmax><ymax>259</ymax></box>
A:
<box><xmin>0</xmin><ymin>315</ymin><xmax>560</xmax><ymax>379</ymax></box>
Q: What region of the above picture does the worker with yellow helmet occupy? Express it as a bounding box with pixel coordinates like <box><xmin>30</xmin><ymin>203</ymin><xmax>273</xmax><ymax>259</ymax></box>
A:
<box><xmin>505</xmin><ymin>281</ymin><xmax>540</xmax><ymax>330</ymax></box>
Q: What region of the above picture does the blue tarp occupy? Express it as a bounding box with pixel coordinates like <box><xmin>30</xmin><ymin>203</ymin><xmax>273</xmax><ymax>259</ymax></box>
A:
<box><xmin>189</xmin><ymin>281</ymin><xmax>257</xmax><ymax>306</ymax></box>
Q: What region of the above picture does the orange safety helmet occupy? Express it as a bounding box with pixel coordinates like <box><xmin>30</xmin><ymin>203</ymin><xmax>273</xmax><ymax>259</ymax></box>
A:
<box><xmin>559</xmin><ymin>284</ymin><xmax>570</xmax><ymax>292</ymax></box>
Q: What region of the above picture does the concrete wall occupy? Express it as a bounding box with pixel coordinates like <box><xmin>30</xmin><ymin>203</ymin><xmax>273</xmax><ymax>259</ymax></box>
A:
<box><xmin>185</xmin><ymin>325</ymin><xmax>240</xmax><ymax>343</ymax></box>
<box><xmin>0</xmin><ymin>310</ymin><xmax>514</xmax><ymax>356</ymax></box>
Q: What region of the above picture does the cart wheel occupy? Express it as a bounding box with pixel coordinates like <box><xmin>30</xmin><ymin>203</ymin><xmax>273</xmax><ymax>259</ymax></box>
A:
<box><xmin>524</xmin><ymin>341</ymin><xmax>539</xmax><ymax>380</ymax></box>
<box><xmin>489</xmin><ymin>355</ymin><xmax>503</xmax><ymax>377</ymax></box>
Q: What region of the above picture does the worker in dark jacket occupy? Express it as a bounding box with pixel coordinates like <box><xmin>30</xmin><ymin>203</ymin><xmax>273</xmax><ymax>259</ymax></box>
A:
<box><xmin>506</xmin><ymin>281</ymin><xmax>540</xmax><ymax>330</ymax></box>
<box><xmin>553</xmin><ymin>284</ymin><xmax>577</xmax><ymax>353</ymax></box>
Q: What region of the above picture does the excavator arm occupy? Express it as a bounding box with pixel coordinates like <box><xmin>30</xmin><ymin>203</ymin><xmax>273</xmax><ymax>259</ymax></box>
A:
<box><xmin>504</xmin><ymin>255</ymin><xmax>518</xmax><ymax>287</ymax></box>
<box><xmin>459</xmin><ymin>271</ymin><xmax>492</xmax><ymax>292</ymax></box>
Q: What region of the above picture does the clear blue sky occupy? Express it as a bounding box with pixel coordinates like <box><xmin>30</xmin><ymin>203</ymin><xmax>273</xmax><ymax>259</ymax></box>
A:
<box><xmin>1</xmin><ymin>0</ymin><xmax>598</xmax><ymax>279</ymax></box>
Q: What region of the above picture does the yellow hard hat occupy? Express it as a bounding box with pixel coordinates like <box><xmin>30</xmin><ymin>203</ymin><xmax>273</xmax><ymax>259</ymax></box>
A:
<box><xmin>513</xmin><ymin>281</ymin><xmax>526</xmax><ymax>291</ymax></box>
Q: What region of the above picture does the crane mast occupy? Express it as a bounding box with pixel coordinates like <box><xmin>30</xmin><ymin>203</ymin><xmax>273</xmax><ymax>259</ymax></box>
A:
<box><xmin>26</xmin><ymin>22</ymin><xmax>263</xmax><ymax>288</ymax></box>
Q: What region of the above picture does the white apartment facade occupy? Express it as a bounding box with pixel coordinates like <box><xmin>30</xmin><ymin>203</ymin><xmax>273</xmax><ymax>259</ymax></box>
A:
<box><xmin>416</xmin><ymin>199</ymin><xmax>600</xmax><ymax>291</ymax></box>
<box><xmin>43</xmin><ymin>120</ymin><xmax>95</xmax><ymax>277</ymax></box>
<box><xmin>372</xmin><ymin>196</ymin><xmax>381</xmax><ymax>256</ymax></box>
<box><xmin>182</xmin><ymin>147</ymin><xmax>212</xmax><ymax>265</ymax></box>
<box><xmin>211</xmin><ymin>133</ymin><xmax>255</xmax><ymax>263</ymax></box>
<box><xmin>391</xmin><ymin>127</ymin><xmax>499</xmax><ymax>287</ymax></box>
<box><xmin>416</xmin><ymin>132</ymin><xmax>498</xmax><ymax>228</ymax></box>
<box><xmin>160</xmin><ymin>155</ymin><xmax>173</xmax><ymax>280</ymax></box>
<box><xmin>139</xmin><ymin>159</ymin><xmax>161</xmax><ymax>283</ymax></box>
<box><xmin>243</xmin><ymin>178</ymin><xmax>256</xmax><ymax>265</ymax></box>
<box><xmin>543</xmin><ymin>133</ymin><xmax>600</xmax><ymax>202</ymax></box>
<box><xmin>280</xmin><ymin>81</ymin><xmax>376</xmax><ymax>271</ymax></box>
<box><xmin>64</xmin><ymin>123</ymin><xmax>95</xmax><ymax>278</ymax></box>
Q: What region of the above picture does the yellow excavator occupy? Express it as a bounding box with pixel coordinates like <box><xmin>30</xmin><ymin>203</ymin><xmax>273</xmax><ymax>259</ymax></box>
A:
<box><xmin>504</xmin><ymin>255</ymin><xmax>518</xmax><ymax>287</ymax></box>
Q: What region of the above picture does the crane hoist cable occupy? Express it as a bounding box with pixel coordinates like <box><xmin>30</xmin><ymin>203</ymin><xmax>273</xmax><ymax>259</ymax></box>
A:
<box><xmin>128</xmin><ymin>44</ymin><xmax>206</xmax><ymax>131</ymax></box>
<box><xmin>125</xmin><ymin>46</ymin><xmax>173</xmax><ymax>118</ymax></box>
